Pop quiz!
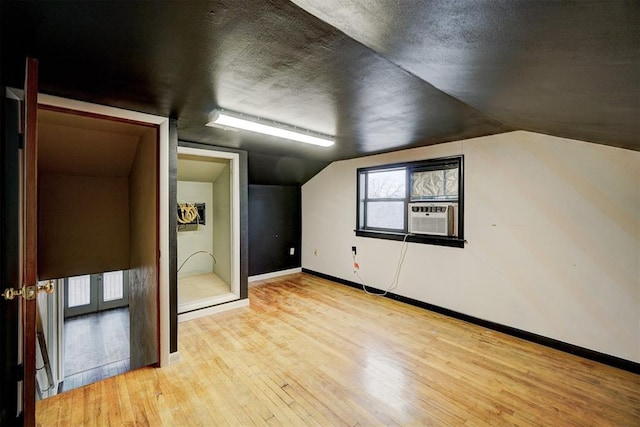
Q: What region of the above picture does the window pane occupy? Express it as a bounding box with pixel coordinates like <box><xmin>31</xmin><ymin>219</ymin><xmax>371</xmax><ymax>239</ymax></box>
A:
<box><xmin>103</xmin><ymin>271</ymin><xmax>124</xmax><ymax>302</ymax></box>
<box><xmin>367</xmin><ymin>169</ymin><xmax>406</xmax><ymax>199</ymax></box>
<box><xmin>68</xmin><ymin>275</ymin><xmax>91</xmax><ymax>308</ymax></box>
<box><xmin>359</xmin><ymin>173</ymin><xmax>366</xmax><ymax>228</ymax></box>
<box><xmin>366</xmin><ymin>201</ymin><xmax>404</xmax><ymax>229</ymax></box>
<box><xmin>411</xmin><ymin>167</ymin><xmax>458</xmax><ymax>200</ymax></box>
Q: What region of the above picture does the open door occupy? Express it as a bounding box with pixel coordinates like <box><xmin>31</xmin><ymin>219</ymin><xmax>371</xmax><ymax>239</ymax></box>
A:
<box><xmin>0</xmin><ymin>57</ymin><xmax>40</xmax><ymax>426</ymax></box>
<box><xmin>2</xmin><ymin>62</ymin><xmax>172</xmax><ymax>424</ymax></box>
<box><xmin>22</xmin><ymin>56</ymin><xmax>39</xmax><ymax>427</ymax></box>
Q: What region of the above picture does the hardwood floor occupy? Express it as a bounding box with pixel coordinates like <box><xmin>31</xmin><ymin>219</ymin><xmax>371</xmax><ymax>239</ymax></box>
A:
<box><xmin>60</xmin><ymin>307</ymin><xmax>130</xmax><ymax>393</ymax></box>
<box><xmin>37</xmin><ymin>273</ymin><xmax>640</xmax><ymax>426</ymax></box>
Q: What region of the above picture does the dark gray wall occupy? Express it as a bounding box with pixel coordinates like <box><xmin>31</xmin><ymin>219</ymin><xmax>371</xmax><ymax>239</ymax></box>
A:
<box><xmin>168</xmin><ymin>120</ymin><xmax>178</xmax><ymax>354</ymax></box>
<box><xmin>248</xmin><ymin>185</ymin><xmax>301</xmax><ymax>276</ymax></box>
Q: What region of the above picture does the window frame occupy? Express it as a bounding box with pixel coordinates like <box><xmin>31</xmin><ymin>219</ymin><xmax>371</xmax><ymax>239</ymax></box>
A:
<box><xmin>359</xmin><ymin>166</ymin><xmax>408</xmax><ymax>233</ymax></box>
<box><xmin>356</xmin><ymin>155</ymin><xmax>465</xmax><ymax>248</ymax></box>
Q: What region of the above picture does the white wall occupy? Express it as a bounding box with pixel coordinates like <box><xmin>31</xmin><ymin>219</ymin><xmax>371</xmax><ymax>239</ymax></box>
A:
<box><xmin>35</xmin><ymin>290</ymin><xmax>59</xmax><ymax>398</ymax></box>
<box><xmin>212</xmin><ymin>163</ymin><xmax>232</xmax><ymax>284</ymax></box>
<box><xmin>302</xmin><ymin>131</ymin><xmax>640</xmax><ymax>363</ymax></box>
<box><xmin>177</xmin><ymin>181</ymin><xmax>214</xmax><ymax>277</ymax></box>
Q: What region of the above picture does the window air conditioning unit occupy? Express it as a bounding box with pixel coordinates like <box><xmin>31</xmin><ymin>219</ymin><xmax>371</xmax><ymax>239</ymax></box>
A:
<box><xmin>408</xmin><ymin>203</ymin><xmax>454</xmax><ymax>236</ymax></box>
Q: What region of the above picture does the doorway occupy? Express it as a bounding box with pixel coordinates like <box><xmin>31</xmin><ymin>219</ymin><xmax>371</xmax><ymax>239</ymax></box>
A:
<box><xmin>177</xmin><ymin>147</ymin><xmax>241</xmax><ymax>320</ymax></box>
<box><xmin>34</xmin><ymin>104</ymin><xmax>160</xmax><ymax>398</ymax></box>
<box><xmin>62</xmin><ymin>270</ymin><xmax>129</xmax><ymax>391</ymax></box>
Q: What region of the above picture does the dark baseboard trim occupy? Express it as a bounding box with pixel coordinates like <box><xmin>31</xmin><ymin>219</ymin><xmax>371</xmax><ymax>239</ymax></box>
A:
<box><xmin>302</xmin><ymin>268</ymin><xmax>640</xmax><ymax>375</ymax></box>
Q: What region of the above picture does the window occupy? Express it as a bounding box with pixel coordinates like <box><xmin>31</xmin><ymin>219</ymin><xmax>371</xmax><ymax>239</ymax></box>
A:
<box><xmin>102</xmin><ymin>270</ymin><xmax>125</xmax><ymax>302</ymax></box>
<box><xmin>356</xmin><ymin>156</ymin><xmax>464</xmax><ymax>247</ymax></box>
<box><xmin>64</xmin><ymin>271</ymin><xmax>129</xmax><ymax>318</ymax></box>
<box><xmin>360</xmin><ymin>168</ymin><xmax>406</xmax><ymax>231</ymax></box>
<box><xmin>67</xmin><ymin>275</ymin><xmax>92</xmax><ymax>308</ymax></box>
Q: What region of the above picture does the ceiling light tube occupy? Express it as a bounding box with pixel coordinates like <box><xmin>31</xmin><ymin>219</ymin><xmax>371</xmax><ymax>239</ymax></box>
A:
<box><xmin>206</xmin><ymin>109</ymin><xmax>334</xmax><ymax>147</ymax></box>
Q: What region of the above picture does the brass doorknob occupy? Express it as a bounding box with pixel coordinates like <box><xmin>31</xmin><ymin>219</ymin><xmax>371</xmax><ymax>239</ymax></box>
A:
<box><xmin>2</xmin><ymin>287</ymin><xmax>24</xmax><ymax>300</ymax></box>
<box><xmin>38</xmin><ymin>281</ymin><xmax>55</xmax><ymax>295</ymax></box>
<box><xmin>1</xmin><ymin>281</ymin><xmax>55</xmax><ymax>300</ymax></box>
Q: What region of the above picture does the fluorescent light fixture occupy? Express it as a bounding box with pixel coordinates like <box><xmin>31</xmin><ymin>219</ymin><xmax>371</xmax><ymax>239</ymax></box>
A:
<box><xmin>206</xmin><ymin>109</ymin><xmax>334</xmax><ymax>147</ymax></box>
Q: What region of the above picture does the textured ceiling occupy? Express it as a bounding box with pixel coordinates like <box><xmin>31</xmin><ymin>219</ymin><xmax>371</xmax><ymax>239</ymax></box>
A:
<box><xmin>2</xmin><ymin>1</ymin><xmax>637</xmax><ymax>185</ymax></box>
<box><xmin>292</xmin><ymin>0</ymin><xmax>640</xmax><ymax>149</ymax></box>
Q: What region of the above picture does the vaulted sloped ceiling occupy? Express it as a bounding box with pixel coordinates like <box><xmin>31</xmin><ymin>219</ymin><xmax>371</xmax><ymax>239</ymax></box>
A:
<box><xmin>2</xmin><ymin>1</ymin><xmax>638</xmax><ymax>185</ymax></box>
<box><xmin>292</xmin><ymin>0</ymin><xmax>640</xmax><ymax>149</ymax></box>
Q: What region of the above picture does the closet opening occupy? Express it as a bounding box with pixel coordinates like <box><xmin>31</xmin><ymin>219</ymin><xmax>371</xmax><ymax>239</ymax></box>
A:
<box><xmin>177</xmin><ymin>147</ymin><xmax>241</xmax><ymax>320</ymax></box>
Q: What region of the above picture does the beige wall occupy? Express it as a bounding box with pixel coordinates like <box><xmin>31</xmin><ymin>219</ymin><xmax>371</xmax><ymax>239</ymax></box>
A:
<box><xmin>128</xmin><ymin>129</ymin><xmax>158</xmax><ymax>369</ymax></box>
<box><xmin>302</xmin><ymin>131</ymin><xmax>640</xmax><ymax>363</ymax></box>
<box><xmin>213</xmin><ymin>163</ymin><xmax>232</xmax><ymax>284</ymax></box>
<box><xmin>176</xmin><ymin>181</ymin><xmax>214</xmax><ymax>277</ymax></box>
<box><xmin>38</xmin><ymin>174</ymin><xmax>130</xmax><ymax>279</ymax></box>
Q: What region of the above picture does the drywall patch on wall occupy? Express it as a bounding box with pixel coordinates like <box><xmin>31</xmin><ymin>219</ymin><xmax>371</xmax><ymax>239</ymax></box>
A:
<box><xmin>302</xmin><ymin>130</ymin><xmax>640</xmax><ymax>363</ymax></box>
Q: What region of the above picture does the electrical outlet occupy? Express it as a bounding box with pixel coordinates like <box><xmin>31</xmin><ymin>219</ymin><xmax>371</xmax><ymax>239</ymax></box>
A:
<box><xmin>351</xmin><ymin>246</ymin><xmax>357</xmax><ymax>255</ymax></box>
<box><xmin>289</xmin><ymin>247</ymin><xmax>295</xmax><ymax>255</ymax></box>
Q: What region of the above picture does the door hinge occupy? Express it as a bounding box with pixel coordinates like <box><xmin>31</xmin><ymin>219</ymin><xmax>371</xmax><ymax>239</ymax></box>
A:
<box><xmin>18</xmin><ymin>99</ymin><xmax>25</xmax><ymax>135</ymax></box>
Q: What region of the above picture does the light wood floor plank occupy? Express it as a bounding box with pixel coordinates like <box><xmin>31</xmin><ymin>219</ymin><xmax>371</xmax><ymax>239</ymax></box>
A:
<box><xmin>36</xmin><ymin>273</ymin><xmax>640</xmax><ymax>426</ymax></box>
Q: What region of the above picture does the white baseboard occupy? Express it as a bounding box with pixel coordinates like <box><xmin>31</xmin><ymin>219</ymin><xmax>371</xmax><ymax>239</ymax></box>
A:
<box><xmin>178</xmin><ymin>298</ymin><xmax>250</xmax><ymax>323</ymax></box>
<box><xmin>169</xmin><ymin>351</ymin><xmax>181</xmax><ymax>365</ymax></box>
<box><xmin>248</xmin><ymin>267</ymin><xmax>302</xmax><ymax>282</ymax></box>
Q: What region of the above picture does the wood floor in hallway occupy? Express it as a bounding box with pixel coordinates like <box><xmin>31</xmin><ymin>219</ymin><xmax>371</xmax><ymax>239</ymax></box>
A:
<box><xmin>61</xmin><ymin>307</ymin><xmax>130</xmax><ymax>392</ymax></box>
<box><xmin>36</xmin><ymin>273</ymin><xmax>640</xmax><ymax>426</ymax></box>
